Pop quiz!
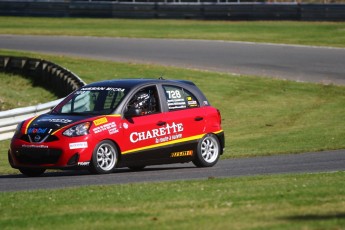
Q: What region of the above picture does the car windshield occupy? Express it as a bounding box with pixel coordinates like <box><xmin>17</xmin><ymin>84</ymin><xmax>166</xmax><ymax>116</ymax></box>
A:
<box><xmin>51</xmin><ymin>86</ymin><xmax>128</xmax><ymax>115</ymax></box>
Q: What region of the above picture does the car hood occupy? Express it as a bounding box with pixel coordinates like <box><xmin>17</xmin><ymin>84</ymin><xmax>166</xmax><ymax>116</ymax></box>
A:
<box><xmin>25</xmin><ymin>113</ymin><xmax>93</xmax><ymax>137</ymax></box>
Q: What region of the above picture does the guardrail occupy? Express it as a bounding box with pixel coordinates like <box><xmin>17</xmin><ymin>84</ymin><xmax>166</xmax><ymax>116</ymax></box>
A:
<box><xmin>0</xmin><ymin>99</ymin><xmax>63</xmax><ymax>141</ymax></box>
<box><xmin>0</xmin><ymin>56</ymin><xmax>86</xmax><ymax>141</ymax></box>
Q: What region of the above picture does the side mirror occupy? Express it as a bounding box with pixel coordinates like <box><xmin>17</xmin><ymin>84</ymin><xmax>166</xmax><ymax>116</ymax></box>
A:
<box><xmin>125</xmin><ymin>107</ymin><xmax>142</xmax><ymax>118</ymax></box>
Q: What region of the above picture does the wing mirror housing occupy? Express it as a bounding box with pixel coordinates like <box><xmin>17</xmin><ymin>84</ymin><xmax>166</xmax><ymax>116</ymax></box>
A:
<box><xmin>125</xmin><ymin>107</ymin><xmax>142</xmax><ymax>118</ymax></box>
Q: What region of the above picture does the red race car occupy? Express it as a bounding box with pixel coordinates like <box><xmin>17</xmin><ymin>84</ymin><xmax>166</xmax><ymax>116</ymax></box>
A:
<box><xmin>9</xmin><ymin>78</ymin><xmax>224</xmax><ymax>176</ymax></box>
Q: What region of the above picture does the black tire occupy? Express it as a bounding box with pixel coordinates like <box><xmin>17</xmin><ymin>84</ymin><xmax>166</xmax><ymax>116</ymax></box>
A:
<box><xmin>19</xmin><ymin>168</ymin><xmax>46</xmax><ymax>177</ymax></box>
<box><xmin>89</xmin><ymin>140</ymin><xmax>118</xmax><ymax>174</ymax></box>
<box><xmin>193</xmin><ymin>134</ymin><xmax>220</xmax><ymax>167</ymax></box>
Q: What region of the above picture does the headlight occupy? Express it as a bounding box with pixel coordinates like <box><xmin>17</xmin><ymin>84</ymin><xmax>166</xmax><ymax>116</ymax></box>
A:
<box><xmin>63</xmin><ymin>122</ymin><xmax>91</xmax><ymax>137</ymax></box>
<box><xmin>13</xmin><ymin>121</ymin><xmax>24</xmax><ymax>137</ymax></box>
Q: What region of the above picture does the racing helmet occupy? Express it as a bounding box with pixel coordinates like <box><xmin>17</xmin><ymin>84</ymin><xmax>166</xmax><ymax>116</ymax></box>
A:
<box><xmin>130</xmin><ymin>90</ymin><xmax>156</xmax><ymax>115</ymax></box>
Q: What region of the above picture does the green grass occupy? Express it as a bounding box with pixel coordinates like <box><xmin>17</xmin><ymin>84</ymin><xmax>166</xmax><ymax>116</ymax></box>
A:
<box><xmin>1</xmin><ymin>49</ymin><xmax>345</xmax><ymax>175</ymax></box>
<box><xmin>0</xmin><ymin>17</ymin><xmax>344</xmax><ymax>230</ymax></box>
<box><xmin>0</xmin><ymin>71</ymin><xmax>57</xmax><ymax>175</ymax></box>
<box><xmin>1</xmin><ymin>17</ymin><xmax>345</xmax><ymax>47</ymax></box>
<box><xmin>0</xmin><ymin>72</ymin><xmax>56</xmax><ymax>111</ymax></box>
<box><xmin>0</xmin><ymin>171</ymin><xmax>344</xmax><ymax>229</ymax></box>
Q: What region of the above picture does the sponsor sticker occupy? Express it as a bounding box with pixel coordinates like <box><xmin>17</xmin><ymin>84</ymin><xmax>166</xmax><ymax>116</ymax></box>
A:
<box><xmin>108</xmin><ymin>127</ymin><xmax>119</xmax><ymax>135</ymax></box>
<box><xmin>93</xmin><ymin>117</ymin><xmax>108</xmax><ymax>126</ymax></box>
<box><xmin>93</xmin><ymin>122</ymin><xmax>118</xmax><ymax>135</ymax></box>
<box><xmin>188</xmin><ymin>100</ymin><xmax>198</xmax><ymax>107</ymax></box>
<box><xmin>130</xmin><ymin>122</ymin><xmax>184</xmax><ymax>144</ymax></box>
<box><xmin>167</xmin><ymin>99</ymin><xmax>186</xmax><ymax>110</ymax></box>
<box><xmin>37</xmin><ymin>118</ymin><xmax>73</xmax><ymax>124</ymax></box>
<box><xmin>81</xmin><ymin>87</ymin><xmax>125</xmax><ymax>92</ymax></box>
<box><xmin>69</xmin><ymin>142</ymin><xmax>88</xmax><ymax>150</ymax></box>
<box><xmin>165</xmin><ymin>89</ymin><xmax>187</xmax><ymax>110</ymax></box>
<box><xmin>22</xmin><ymin>144</ymin><xmax>48</xmax><ymax>149</ymax></box>
<box><xmin>170</xmin><ymin>150</ymin><xmax>193</xmax><ymax>158</ymax></box>
<box><xmin>27</xmin><ymin>128</ymin><xmax>48</xmax><ymax>134</ymax></box>
<box><xmin>78</xmin><ymin>162</ymin><xmax>90</xmax><ymax>166</ymax></box>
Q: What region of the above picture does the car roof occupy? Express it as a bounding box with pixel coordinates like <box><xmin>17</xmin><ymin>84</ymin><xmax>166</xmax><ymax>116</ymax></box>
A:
<box><xmin>83</xmin><ymin>78</ymin><xmax>196</xmax><ymax>89</ymax></box>
<box><xmin>80</xmin><ymin>78</ymin><xmax>210</xmax><ymax>112</ymax></box>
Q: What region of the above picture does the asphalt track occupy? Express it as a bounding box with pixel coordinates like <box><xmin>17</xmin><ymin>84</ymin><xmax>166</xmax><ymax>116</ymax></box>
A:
<box><xmin>1</xmin><ymin>150</ymin><xmax>345</xmax><ymax>192</ymax></box>
<box><xmin>1</xmin><ymin>35</ymin><xmax>345</xmax><ymax>85</ymax></box>
<box><xmin>0</xmin><ymin>35</ymin><xmax>344</xmax><ymax>191</ymax></box>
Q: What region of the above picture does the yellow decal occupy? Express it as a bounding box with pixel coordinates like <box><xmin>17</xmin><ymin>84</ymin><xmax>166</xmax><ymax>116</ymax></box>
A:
<box><xmin>122</xmin><ymin>134</ymin><xmax>204</xmax><ymax>155</ymax></box>
<box><xmin>122</xmin><ymin>131</ymin><xmax>223</xmax><ymax>155</ymax></box>
<box><xmin>108</xmin><ymin>114</ymin><xmax>121</xmax><ymax>117</ymax></box>
<box><xmin>213</xmin><ymin>130</ymin><xmax>224</xmax><ymax>134</ymax></box>
<box><xmin>170</xmin><ymin>150</ymin><xmax>193</xmax><ymax>158</ymax></box>
<box><xmin>93</xmin><ymin>117</ymin><xmax>108</xmax><ymax>126</ymax></box>
<box><xmin>24</xmin><ymin>116</ymin><xmax>38</xmax><ymax>134</ymax></box>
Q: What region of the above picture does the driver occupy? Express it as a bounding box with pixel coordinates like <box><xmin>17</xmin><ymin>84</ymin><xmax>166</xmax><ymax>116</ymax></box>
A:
<box><xmin>128</xmin><ymin>89</ymin><xmax>157</xmax><ymax>115</ymax></box>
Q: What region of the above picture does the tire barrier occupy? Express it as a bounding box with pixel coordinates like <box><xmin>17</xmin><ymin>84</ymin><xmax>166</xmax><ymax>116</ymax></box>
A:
<box><xmin>0</xmin><ymin>56</ymin><xmax>86</xmax><ymax>140</ymax></box>
<box><xmin>0</xmin><ymin>1</ymin><xmax>345</xmax><ymax>21</ymax></box>
<box><xmin>0</xmin><ymin>56</ymin><xmax>85</xmax><ymax>97</ymax></box>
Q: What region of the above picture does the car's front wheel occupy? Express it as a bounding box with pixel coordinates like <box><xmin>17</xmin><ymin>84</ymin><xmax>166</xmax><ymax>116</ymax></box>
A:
<box><xmin>19</xmin><ymin>168</ymin><xmax>46</xmax><ymax>177</ymax></box>
<box><xmin>90</xmin><ymin>140</ymin><xmax>118</xmax><ymax>174</ymax></box>
<box><xmin>193</xmin><ymin>134</ymin><xmax>220</xmax><ymax>167</ymax></box>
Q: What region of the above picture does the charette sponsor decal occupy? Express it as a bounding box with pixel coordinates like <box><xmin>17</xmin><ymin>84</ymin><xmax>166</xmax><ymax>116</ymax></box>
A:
<box><xmin>69</xmin><ymin>142</ymin><xmax>88</xmax><ymax>150</ymax></box>
<box><xmin>122</xmin><ymin>133</ymin><xmax>205</xmax><ymax>155</ymax></box>
<box><xmin>130</xmin><ymin>122</ymin><xmax>184</xmax><ymax>144</ymax></box>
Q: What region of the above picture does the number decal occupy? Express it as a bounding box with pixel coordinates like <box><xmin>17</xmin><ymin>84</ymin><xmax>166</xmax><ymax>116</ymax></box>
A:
<box><xmin>167</xmin><ymin>90</ymin><xmax>182</xmax><ymax>99</ymax></box>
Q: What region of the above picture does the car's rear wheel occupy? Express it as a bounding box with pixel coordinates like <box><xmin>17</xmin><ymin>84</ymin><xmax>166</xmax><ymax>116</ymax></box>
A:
<box><xmin>19</xmin><ymin>168</ymin><xmax>46</xmax><ymax>177</ymax></box>
<box><xmin>193</xmin><ymin>134</ymin><xmax>220</xmax><ymax>167</ymax></box>
<box><xmin>90</xmin><ymin>140</ymin><xmax>118</xmax><ymax>174</ymax></box>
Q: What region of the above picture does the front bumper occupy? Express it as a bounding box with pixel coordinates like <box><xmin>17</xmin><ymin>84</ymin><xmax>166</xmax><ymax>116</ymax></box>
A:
<box><xmin>9</xmin><ymin>136</ymin><xmax>93</xmax><ymax>169</ymax></box>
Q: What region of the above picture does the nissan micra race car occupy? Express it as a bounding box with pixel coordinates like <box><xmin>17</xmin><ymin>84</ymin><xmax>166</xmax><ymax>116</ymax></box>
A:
<box><xmin>9</xmin><ymin>78</ymin><xmax>224</xmax><ymax>176</ymax></box>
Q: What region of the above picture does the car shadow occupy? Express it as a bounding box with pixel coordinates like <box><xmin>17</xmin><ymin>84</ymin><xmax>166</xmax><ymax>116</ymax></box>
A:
<box><xmin>0</xmin><ymin>165</ymin><xmax>195</xmax><ymax>178</ymax></box>
<box><xmin>280</xmin><ymin>212</ymin><xmax>345</xmax><ymax>221</ymax></box>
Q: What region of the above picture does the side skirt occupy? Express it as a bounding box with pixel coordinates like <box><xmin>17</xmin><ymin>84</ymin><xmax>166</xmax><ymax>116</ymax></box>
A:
<box><xmin>117</xmin><ymin>140</ymin><xmax>198</xmax><ymax>168</ymax></box>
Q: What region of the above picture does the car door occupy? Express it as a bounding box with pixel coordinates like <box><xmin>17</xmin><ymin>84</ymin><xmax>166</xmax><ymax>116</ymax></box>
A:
<box><xmin>158</xmin><ymin>85</ymin><xmax>207</xmax><ymax>157</ymax></box>
<box><xmin>120</xmin><ymin>85</ymin><xmax>168</xmax><ymax>162</ymax></box>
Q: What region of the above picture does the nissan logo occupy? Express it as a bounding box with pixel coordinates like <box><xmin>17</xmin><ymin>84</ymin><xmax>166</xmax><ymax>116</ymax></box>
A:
<box><xmin>34</xmin><ymin>135</ymin><xmax>41</xmax><ymax>142</ymax></box>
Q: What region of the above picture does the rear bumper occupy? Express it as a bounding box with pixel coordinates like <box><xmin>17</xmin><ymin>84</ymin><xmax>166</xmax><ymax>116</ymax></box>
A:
<box><xmin>215</xmin><ymin>131</ymin><xmax>225</xmax><ymax>155</ymax></box>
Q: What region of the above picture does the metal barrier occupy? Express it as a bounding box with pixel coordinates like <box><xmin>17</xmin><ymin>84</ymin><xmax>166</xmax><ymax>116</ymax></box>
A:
<box><xmin>0</xmin><ymin>56</ymin><xmax>86</xmax><ymax>141</ymax></box>
<box><xmin>0</xmin><ymin>99</ymin><xmax>63</xmax><ymax>141</ymax></box>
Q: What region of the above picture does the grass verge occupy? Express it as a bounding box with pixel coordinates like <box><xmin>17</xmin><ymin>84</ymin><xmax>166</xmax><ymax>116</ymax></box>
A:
<box><xmin>0</xmin><ymin>171</ymin><xmax>344</xmax><ymax>229</ymax></box>
<box><xmin>1</xmin><ymin>17</ymin><xmax>345</xmax><ymax>48</ymax></box>
<box><xmin>0</xmin><ymin>72</ymin><xmax>56</xmax><ymax>111</ymax></box>
<box><xmin>0</xmin><ymin>49</ymin><xmax>345</xmax><ymax>175</ymax></box>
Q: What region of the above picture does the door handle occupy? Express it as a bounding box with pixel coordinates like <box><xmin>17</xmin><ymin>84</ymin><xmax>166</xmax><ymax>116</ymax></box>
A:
<box><xmin>194</xmin><ymin>116</ymin><xmax>204</xmax><ymax>121</ymax></box>
<box><xmin>157</xmin><ymin>121</ymin><xmax>166</xmax><ymax>126</ymax></box>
